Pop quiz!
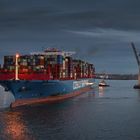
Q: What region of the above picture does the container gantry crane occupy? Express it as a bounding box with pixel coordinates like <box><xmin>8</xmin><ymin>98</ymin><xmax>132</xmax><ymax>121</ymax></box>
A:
<box><xmin>131</xmin><ymin>42</ymin><xmax>140</xmax><ymax>88</ymax></box>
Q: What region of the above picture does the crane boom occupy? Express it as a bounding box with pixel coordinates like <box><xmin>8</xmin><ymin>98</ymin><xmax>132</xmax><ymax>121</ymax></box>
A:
<box><xmin>131</xmin><ymin>42</ymin><xmax>140</xmax><ymax>86</ymax></box>
<box><xmin>131</xmin><ymin>42</ymin><xmax>140</xmax><ymax>69</ymax></box>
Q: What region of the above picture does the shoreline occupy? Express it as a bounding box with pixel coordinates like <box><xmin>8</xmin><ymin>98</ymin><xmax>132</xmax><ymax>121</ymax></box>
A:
<box><xmin>95</xmin><ymin>73</ymin><xmax>138</xmax><ymax>80</ymax></box>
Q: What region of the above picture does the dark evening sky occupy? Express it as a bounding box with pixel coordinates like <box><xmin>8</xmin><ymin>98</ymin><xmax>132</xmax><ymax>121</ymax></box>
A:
<box><xmin>1</xmin><ymin>0</ymin><xmax>140</xmax><ymax>73</ymax></box>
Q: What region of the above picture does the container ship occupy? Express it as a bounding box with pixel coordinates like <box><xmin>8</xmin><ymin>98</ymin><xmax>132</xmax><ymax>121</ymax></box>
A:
<box><xmin>0</xmin><ymin>48</ymin><xmax>95</xmax><ymax>108</ymax></box>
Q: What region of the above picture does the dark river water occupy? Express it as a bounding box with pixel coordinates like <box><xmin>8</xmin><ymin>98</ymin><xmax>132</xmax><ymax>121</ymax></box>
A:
<box><xmin>0</xmin><ymin>80</ymin><xmax>140</xmax><ymax>140</ymax></box>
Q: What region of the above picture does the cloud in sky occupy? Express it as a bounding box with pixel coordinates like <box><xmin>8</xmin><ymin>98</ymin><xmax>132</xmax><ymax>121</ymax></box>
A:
<box><xmin>0</xmin><ymin>0</ymin><xmax>140</xmax><ymax>73</ymax></box>
<box><xmin>1</xmin><ymin>0</ymin><xmax>140</xmax><ymax>31</ymax></box>
<box><xmin>0</xmin><ymin>5</ymin><xmax>140</xmax><ymax>53</ymax></box>
<box><xmin>66</xmin><ymin>28</ymin><xmax>140</xmax><ymax>43</ymax></box>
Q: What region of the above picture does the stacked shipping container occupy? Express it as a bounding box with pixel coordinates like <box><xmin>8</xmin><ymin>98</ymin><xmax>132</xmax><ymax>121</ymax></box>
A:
<box><xmin>0</xmin><ymin>49</ymin><xmax>95</xmax><ymax>80</ymax></box>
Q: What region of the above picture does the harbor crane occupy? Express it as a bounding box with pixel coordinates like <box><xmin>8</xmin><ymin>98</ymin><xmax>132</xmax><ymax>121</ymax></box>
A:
<box><xmin>131</xmin><ymin>42</ymin><xmax>140</xmax><ymax>88</ymax></box>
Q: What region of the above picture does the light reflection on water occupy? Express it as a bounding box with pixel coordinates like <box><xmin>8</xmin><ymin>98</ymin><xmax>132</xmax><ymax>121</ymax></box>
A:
<box><xmin>98</xmin><ymin>86</ymin><xmax>105</xmax><ymax>97</ymax></box>
<box><xmin>2</xmin><ymin>111</ymin><xmax>35</xmax><ymax>140</ymax></box>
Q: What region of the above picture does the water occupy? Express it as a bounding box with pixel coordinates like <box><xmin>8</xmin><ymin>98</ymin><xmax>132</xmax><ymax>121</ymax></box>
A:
<box><xmin>0</xmin><ymin>80</ymin><xmax>140</xmax><ymax>140</ymax></box>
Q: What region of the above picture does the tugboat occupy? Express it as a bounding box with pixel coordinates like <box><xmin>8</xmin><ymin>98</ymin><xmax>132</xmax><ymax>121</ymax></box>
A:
<box><xmin>98</xmin><ymin>79</ymin><xmax>109</xmax><ymax>87</ymax></box>
<box><xmin>98</xmin><ymin>73</ymin><xmax>109</xmax><ymax>87</ymax></box>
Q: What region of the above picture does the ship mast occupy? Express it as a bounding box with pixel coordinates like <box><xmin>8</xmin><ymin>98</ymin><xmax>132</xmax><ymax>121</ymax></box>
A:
<box><xmin>131</xmin><ymin>42</ymin><xmax>140</xmax><ymax>88</ymax></box>
<box><xmin>15</xmin><ymin>53</ymin><xmax>19</xmax><ymax>80</ymax></box>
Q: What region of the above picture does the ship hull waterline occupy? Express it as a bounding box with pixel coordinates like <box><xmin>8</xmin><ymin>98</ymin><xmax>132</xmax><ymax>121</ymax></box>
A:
<box><xmin>11</xmin><ymin>86</ymin><xmax>92</xmax><ymax>108</ymax></box>
<box><xmin>0</xmin><ymin>79</ymin><xmax>94</xmax><ymax>108</ymax></box>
